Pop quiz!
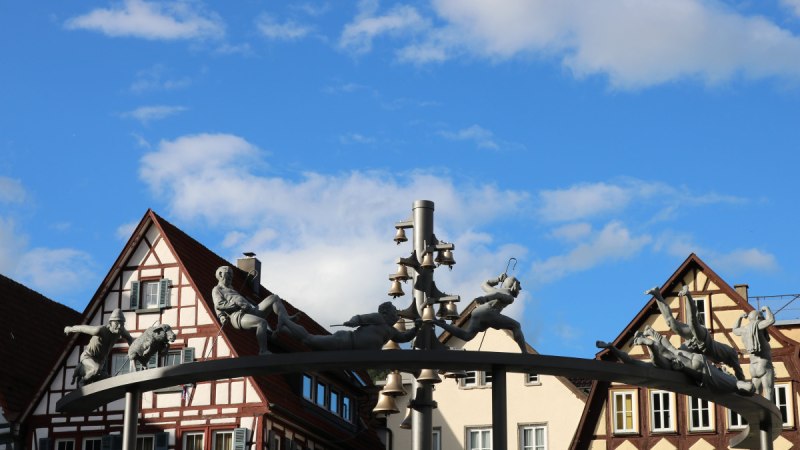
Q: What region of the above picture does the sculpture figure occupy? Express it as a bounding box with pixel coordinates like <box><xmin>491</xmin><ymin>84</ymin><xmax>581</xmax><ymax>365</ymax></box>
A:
<box><xmin>64</xmin><ymin>308</ymin><xmax>134</xmax><ymax>386</ymax></box>
<box><xmin>733</xmin><ymin>306</ymin><xmax>775</xmax><ymax>400</ymax></box>
<box><xmin>128</xmin><ymin>323</ymin><xmax>176</xmax><ymax>370</ymax></box>
<box><xmin>434</xmin><ymin>273</ymin><xmax>529</xmax><ymax>353</ymax></box>
<box><xmin>646</xmin><ymin>285</ymin><xmax>744</xmax><ymax>380</ymax></box>
<box><xmin>278</xmin><ymin>302</ymin><xmax>420</xmax><ymax>351</ymax></box>
<box><xmin>598</xmin><ymin>325</ymin><xmax>754</xmax><ymax>395</ymax></box>
<box><xmin>213</xmin><ymin>265</ymin><xmax>287</xmax><ymax>355</ymax></box>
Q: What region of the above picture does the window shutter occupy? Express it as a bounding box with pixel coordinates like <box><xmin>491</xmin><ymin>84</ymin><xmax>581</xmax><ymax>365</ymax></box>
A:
<box><xmin>147</xmin><ymin>353</ymin><xmax>158</xmax><ymax>369</ymax></box>
<box><xmin>158</xmin><ymin>279</ymin><xmax>171</xmax><ymax>307</ymax></box>
<box><xmin>130</xmin><ymin>281</ymin><xmax>140</xmax><ymax>309</ymax></box>
<box><xmin>233</xmin><ymin>428</ymin><xmax>247</xmax><ymax>450</ymax></box>
<box><xmin>101</xmin><ymin>435</ymin><xmax>122</xmax><ymax>450</ymax></box>
<box><xmin>154</xmin><ymin>432</ymin><xmax>169</xmax><ymax>450</ymax></box>
<box><xmin>267</xmin><ymin>430</ymin><xmax>276</xmax><ymax>450</ymax></box>
<box><xmin>182</xmin><ymin>347</ymin><xmax>195</xmax><ymax>363</ymax></box>
<box><xmin>38</xmin><ymin>438</ymin><xmax>51</xmax><ymax>450</ymax></box>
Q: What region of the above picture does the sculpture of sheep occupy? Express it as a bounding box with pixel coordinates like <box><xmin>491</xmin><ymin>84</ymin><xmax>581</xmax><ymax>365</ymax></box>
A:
<box><xmin>128</xmin><ymin>323</ymin><xmax>176</xmax><ymax>370</ymax></box>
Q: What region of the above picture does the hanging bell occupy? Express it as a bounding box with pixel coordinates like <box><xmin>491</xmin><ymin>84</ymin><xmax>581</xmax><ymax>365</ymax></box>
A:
<box><xmin>382</xmin><ymin>339</ymin><xmax>400</xmax><ymax>350</ymax></box>
<box><xmin>441</xmin><ymin>249</ymin><xmax>456</xmax><ymax>267</ymax></box>
<box><xmin>442</xmin><ymin>369</ymin><xmax>468</xmax><ymax>379</ymax></box>
<box><xmin>394</xmin><ymin>318</ymin><xmax>407</xmax><ymax>332</ymax></box>
<box><xmin>399</xmin><ymin>407</ymin><xmax>413</xmax><ymax>429</ymax></box>
<box><xmin>421</xmin><ymin>304</ymin><xmax>436</xmax><ymax>322</ymax></box>
<box><xmin>444</xmin><ymin>301</ymin><xmax>460</xmax><ymax>320</ymax></box>
<box><xmin>388</xmin><ymin>280</ymin><xmax>405</xmax><ymax>298</ymax></box>
<box><xmin>421</xmin><ymin>251</ymin><xmax>436</xmax><ymax>269</ymax></box>
<box><xmin>392</xmin><ymin>264</ymin><xmax>411</xmax><ymax>282</ymax></box>
<box><xmin>434</xmin><ymin>250</ymin><xmax>445</xmax><ymax>265</ymax></box>
<box><xmin>382</xmin><ymin>371</ymin><xmax>407</xmax><ymax>397</ymax></box>
<box><xmin>372</xmin><ymin>392</ymin><xmax>400</xmax><ymax>416</ymax></box>
<box><xmin>416</xmin><ymin>368</ymin><xmax>442</xmax><ymax>384</ymax></box>
<box><xmin>393</xmin><ymin>227</ymin><xmax>408</xmax><ymax>245</ymax></box>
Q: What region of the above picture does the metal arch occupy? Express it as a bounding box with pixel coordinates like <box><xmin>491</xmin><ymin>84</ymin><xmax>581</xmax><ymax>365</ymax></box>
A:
<box><xmin>56</xmin><ymin>351</ymin><xmax>780</xmax><ymax>449</ymax></box>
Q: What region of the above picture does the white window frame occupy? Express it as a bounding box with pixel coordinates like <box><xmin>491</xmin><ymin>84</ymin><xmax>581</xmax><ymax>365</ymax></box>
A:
<box><xmin>466</xmin><ymin>427</ymin><xmax>492</xmax><ymax>450</ymax></box>
<box><xmin>525</xmin><ymin>373</ymin><xmax>541</xmax><ymax>385</ymax></box>
<box><xmin>111</xmin><ymin>353</ymin><xmax>132</xmax><ymax>376</ymax></box>
<box><xmin>685</xmin><ymin>295</ymin><xmax>709</xmax><ymax>329</ymax></box>
<box><xmin>773</xmin><ymin>383</ymin><xmax>794</xmax><ymax>428</ymax></box>
<box><xmin>141</xmin><ymin>281</ymin><xmax>160</xmax><ymax>309</ymax></box>
<box><xmin>135</xmin><ymin>435</ymin><xmax>154</xmax><ymax>450</ymax></box>
<box><xmin>82</xmin><ymin>438</ymin><xmax>102</xmax><ymax>450</ymax></box>
<box><xmin>212</xmin><ymin>431</ymin><xmax>233</xmax><ymax>450</ymax></box>
<box><xmin>727</xmin><ymin>409</ymin><xmax>747</xmax><ymax>430</ymax></box>
<box><xmin>612</xmin><ymin>390</ymin><xmax>638</xmax><ymax>434</ymax></box>
<box><xmin>519</xmin><ymin>424</ymin><xmax>547</xmax><ymax>450</ymax></box>
<box><xmin>649</xmin><ymin>390</ymin><xmax>675</xmax><ymax>433</ymax></box>
<box><xmin>55</xmin><ymin>439</ymin><xmax>75</xmax><ymax>450</ymax></box>
<box><xmin>432</xmin><ymin>428</ymin><xmax>441</xmax><ymax>450</ymax></box>
<box><xmin>183</xmin><ymin>432</ymin><xmax>204</xmax><ymax>450</ymax></box>
<box><xmin>688</xmin><ymin>396</ymin><xmax>714</xmax><ymax>432</ymax></box>
<box><xmin>461</xmin><ymin>371</ymin><xmax>491</xmax><ymax>388</ymax></box>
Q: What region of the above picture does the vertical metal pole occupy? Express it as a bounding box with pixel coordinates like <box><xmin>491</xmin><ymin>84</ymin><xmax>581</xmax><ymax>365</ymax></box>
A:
<box><xmin>412</xmin><ymin>200</ymin><xmax>434</xmax><ymax>450</ymax></box>
<box><xmin>122</xmin><ymin>390</ymin><xmax>139</xmax><ymax>450</ymax></box>
<box><xmin>492</xmin><ymin>366</ymin><xmax>507</xmax><ymax>450</ymax></box>
<box><xmin>760</xmin><ymin>418</ymin><xmax>773</xmax><ymax>450</ymax></box>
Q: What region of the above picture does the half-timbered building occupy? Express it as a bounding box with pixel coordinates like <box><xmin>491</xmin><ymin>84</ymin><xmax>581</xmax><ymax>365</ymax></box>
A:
<box><xmin>21</xmin><ymin>210</ymin><xmax>383</xmax><ymax>450</ymax></box>
<box><xmin>569</xmin><ymin>253</ymin><xmax>800</xmax><ymax>450</ymax></box>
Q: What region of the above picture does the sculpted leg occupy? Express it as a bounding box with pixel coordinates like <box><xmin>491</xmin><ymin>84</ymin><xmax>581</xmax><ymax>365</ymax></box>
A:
<box><xmin>240</xmin><ymin>315</ymin><xmax>272</xmax><ymax>355</ymax></box>
<box><xmin>647</xmin><ymin>286</ymin><xmax>692</xmax><ymax>339</ymax></box>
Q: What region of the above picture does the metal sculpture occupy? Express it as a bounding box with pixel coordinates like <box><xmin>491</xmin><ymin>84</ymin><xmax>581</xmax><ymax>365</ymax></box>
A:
<box><xmin>733</xmin><ymin>306</ymin><xmax>776</xmax><ymax>400</ymax></box>
<box><xmin>646</xmin><ymin>285</ymin><xmax>745</xmax><ymax>380</ymax></box>
<box><xmin>277</xmin><ymin>301</ymin><xmax>420</xmax><ymax>350</ymax></box>
<box><xmin>434</xmin><ymin>272</ymin><xmax>529</xmax><ymax>353</ymax></box>
<box><xmin>128</xmin><ymin>323</ymin><xmax>176</xmax><ymax>370</ymax></box>
<box><xmin>212</xmin><ymin>265</ymin><xmax>286</xmax><ymax>355</ymax></box>
<box><xmin>64</xmin><ymin>308</ymin><xmax>134</xmax><ymax>386</ymax></box>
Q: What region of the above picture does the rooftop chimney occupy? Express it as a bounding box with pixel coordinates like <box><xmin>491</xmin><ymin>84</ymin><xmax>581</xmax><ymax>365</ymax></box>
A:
<box><xmin>236</xmin><ymin>252</ymin><xmax>261</xmax><ymax>293</ymax></box>
<box><xmin>734</xmin><ymin>284</ymin><xmax>749</xmax><ymax>303</ymax></box>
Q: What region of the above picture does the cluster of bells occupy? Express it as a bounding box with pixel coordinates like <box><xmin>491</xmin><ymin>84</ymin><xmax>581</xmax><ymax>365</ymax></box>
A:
<box><xmin>373</xmin><ymin>320</ymin><xmax>468</xmax><ymax>426</ymax></box>
<box><xmin>372</xmin><ymin>368</ymin><xmax>469</xmax><ymax>427</ymax></box>
<box><xmin>387</xmin><ymin>263</ymin><xmax>460</xmax><ymax>320</ymax></box>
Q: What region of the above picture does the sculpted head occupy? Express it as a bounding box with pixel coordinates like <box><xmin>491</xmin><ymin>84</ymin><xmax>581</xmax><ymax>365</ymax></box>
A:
<box><xmin>378</xmin><ymin>301</ymin><xmax>398</xmax><ymax>324</ymax></box>
<box><xmin>216</xmin><ymin>266</ymin><xmax>233</xmax><ymax>286</ymax></box>
<box><xmin>747</xmin><ymin>310</ymin><xmax>759</xmax><ymax>321</ymax></box>
<box><xmin>503</xmin><ymin>276</ymin><xmax>521</xmax><ymax>297</ymax></box>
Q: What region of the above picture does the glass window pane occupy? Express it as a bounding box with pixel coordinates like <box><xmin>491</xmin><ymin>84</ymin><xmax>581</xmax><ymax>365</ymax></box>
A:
<box><xmin>330</xmin><ymin>391</ymin><xmax>339</xmax><ymax>414</ymax></box>
<box><xmin>316</xmin><ymin>383</ymin><xmax>327</xmax><ymax>407</ymax></box>
<box><xmin>302</xmin><ymin>375</ymin><xmax>313</xmax><ymax>400</ymax></box>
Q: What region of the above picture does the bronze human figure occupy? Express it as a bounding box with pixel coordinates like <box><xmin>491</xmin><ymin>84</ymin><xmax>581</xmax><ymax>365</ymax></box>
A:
<box><xmin>646</xmin><ymin>285</ymin><xmax>744</xmax><ymax>380</ymax></box>
<box><xmin>278</xmin><ymin>302</ymin><xmax>420</xmax><ymax>351</ymax></box>
<box><xmin>435</xmin><ymin>273</ymin><xmax>528</xmax><ymax>353</ymax></box>
<box><xmin>64</xmin><ymin>308</ymin><xmax>134</xmax><ymax>386</ymax></box>
<box><xmin>733</xmin><ymin>306</ymin><xmax>775</xmax><ymax>400</ymax></box>
<box><xmin>212</xmin><ymin>265</ymin><xmax>287</xmax><ymax>355</ymax></box>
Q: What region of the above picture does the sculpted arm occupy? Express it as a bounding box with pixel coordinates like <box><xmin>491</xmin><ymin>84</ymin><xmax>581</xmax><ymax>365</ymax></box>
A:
<box><xmin>759</xmin><ymin>306</ymin><xmax>775</xmax><ymax>329</ymax></box>
<box><xmin>343</xmin><ymin>313</ymin><xmax>385</xmax><ymax>327</ymax></box>
<box><xmin>391</xmin><ymin>320</ymin><xmax>421</xmax><ymax>343</ymax></box>
<box><xmin>732</xmin><ymin>313</ymin><xmax>746</xmax><ymax>336</ymax></box>
<box><xmin>480</xmin><ymin>274</ymin><xmax>504</xmax><ymax>294</ymax></box>
<box><xmin>64</xmin><ymin>325</ymin><xmax>102</xmax><ymax>336</ymax></box>
<box><xmin>121</xmin><ymin>328</ymin><xmax>135</xmax><ymax>345</ymax></box>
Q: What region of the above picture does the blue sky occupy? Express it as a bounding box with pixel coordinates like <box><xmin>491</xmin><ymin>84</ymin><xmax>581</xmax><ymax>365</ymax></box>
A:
<box><xmin>2</xmin><ymin>0</ymin><xmax>800</xmax><ymax>357</ymax></box>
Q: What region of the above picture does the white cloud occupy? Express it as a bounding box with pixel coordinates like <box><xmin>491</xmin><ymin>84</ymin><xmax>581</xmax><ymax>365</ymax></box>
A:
<box><xmin>382</xmin><ymin>0</ymin><xmax>800</xmax><ymax>88</ymax></box>
<box><xmin>116</xmin><ymin>221</ymin><xmax>138</xmax><ymax>240</ymax></box>
<box><xmin>122</xmin><ymin>105</ymin><xmax>187</xmax><ymax>124</ymax></box>
<box><xmin>339</xmin><ymin>132</ymin><xmax>376</xmax><ymax>145</ymax></box>
<box><xmin>130</xmin><ymin>65</ymin><xmax>191</xmax><ymax>93</ymax></box>
<box><xmin>713</xmin><ymin>248</ymin><xmax>779</xmax><ymax>273</ymax></box>
<box><xmin>339</xmin><ymin>0</ymin><xmax>429</xmax><ymax>54</ymax></box>
<box><xmin>65</xmin><ymin>0</ymin><xmax>224</xmax><ymax>41</ymax></box>
<box><xmin>0</xmin><ymin>177</ymin><xmax>26</xmax><ymax>203</ymax></box>
<box><xmin>256</xmin><ymin>14</ymin><xmax>313</xmax><ymax>41</ymax></box>
<box><xmin>0</xmin><ymin>217</ymin><xmax>27</xmax><ymax>273</ymax></box>
<box><xmin>439</xmin><ymin>125</ymin><xmax>499</xmax><ymax>150</ymax></box>
<box><xmin>531</xmin><ymin>221</ymin><xmax>652</xmax><ymax>283</ymax></box>
<box><xmin>549</xmin><ymin>222</ymin><xmax>592</xmax><ymax>242</ymax></box>
<box><xmin>782</xmin><ymin>0</ymin><xmax>800</xmax><ymax>18</ymax></box>
<box><xmin>139</xmin><ymin>133</ymin><xmax>530</xmax><ymax>327</ymax></box>
<box><xmin>18</xmin><ymin>248</ymin><xmax>96</xmax><ymax>294</ymax></box>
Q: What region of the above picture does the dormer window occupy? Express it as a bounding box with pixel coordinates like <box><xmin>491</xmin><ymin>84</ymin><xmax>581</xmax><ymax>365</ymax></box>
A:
<box><xmin>130</xmin><ymin>279</ymin><xmax>171</xmax><ymax>311</ymax></box>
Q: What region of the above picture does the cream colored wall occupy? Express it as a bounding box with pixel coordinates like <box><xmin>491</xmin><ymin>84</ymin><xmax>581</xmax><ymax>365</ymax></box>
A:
<box><xmin>387</xmin><ymin>328</ymin><xmax>586</xmax><ymax>450</ymax></box>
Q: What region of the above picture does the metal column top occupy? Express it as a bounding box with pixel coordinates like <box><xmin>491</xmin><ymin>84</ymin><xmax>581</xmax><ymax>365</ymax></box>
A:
<box><xmin>56</xmin><ymin>350</ymin><xmax>780</xmax><ymax>449</ymax></box>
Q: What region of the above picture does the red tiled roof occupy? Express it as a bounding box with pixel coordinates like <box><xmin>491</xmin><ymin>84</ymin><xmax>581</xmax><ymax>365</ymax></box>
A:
<box><xmin>0</xmin><ymin>274</ymin><xmax>81</xmax><ymax>422</ymax></box>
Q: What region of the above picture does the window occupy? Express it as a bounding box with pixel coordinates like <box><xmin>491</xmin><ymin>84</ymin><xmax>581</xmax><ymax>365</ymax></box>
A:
<box><xmin>130</xmin><ymin>279</ymin><xmax>170</xmax><ymax>310</ymax></box>
<box><xmin>135</xmin><ymin>436</ymin><xmax>153</xmax><ymax>450</ymax></box>
<box><xmin>612</xmin><ymin>390</ymin><xmax>637</xmax><ymax>433</ymax></box>
<box><xmin>650</xmin><ymin>390</ymin><xmax>674</xmax><ymax>432</ymax></box>
<box><xmin>773</xmin><ymin>384</ymin><xmax>793</xmax><ymax>427</ymax></box>
<box><xmin>520</xmin><ymin>424</ymin><xmax>547</xmax><ymax>450</ymax></box>
<box><xmin>302</xmin><ymin>375</ymin><xmax>313</xmax><ymax>400</ymax></box>
<box><xmin>685</xmin><ymin>295</ymin><xmax>708</xmax><ymax>328</ymax></box>
<box><xmin>727</xmin><ymin>409</ymin><xmax>747</xmax><ymax>430</ymax></box>
<box><xmin>330</xmin><ymin>390</ymin><xmax>339</xmax><ymax>414</ymax></box>
<box><xmin>461</xmin><ymin>371</ymin><xmax>492</xmax><ymax>388</ymax></box>
<box><xmin>342</xmin><ymin>396</ymin><xmax>352</xmax><ymax>421</ymax></box>
<box><xmin>316</xmin><ymin>382</ymin><xmax>327</xmax><ymax>407</ymax></box>
<box><xmin>183</xmin><ymin>433</ymin><xmax>203</xmax><ymax>450</ymax></box>
<box><xmin>164</xmin><ymin>350</ymin><xmax>182</xmax><ymax>367</ymax></box>
<box><xmin>467</xmin><ymin>427</ymin><xmax>491</xmax><ymax>450</ymax></box>
<box><xmin>82</xmin><ymin>438</ymin><xmax>102</xmax><ymax>450</ymax></box>
<box><xmin>432</xmin><ymin>428</ymin><xmax>441</xmax><ymax>450</ymax></box>
<box><xmin>111</xmin><ymin>353</ymin><xmax>132</xmax><ymax>376</ymax></box>
<box><xmin>56</xmin><ymin>440</ymin><xmax>75</xmax><ymax>450</ymax></box>
<box><xmin>213</xmin><ymin>431</ymin><xmax>233</xmax><ymax>450</ymax></box>
<box><xmin>688</xmin><ymin>396</ymin><xmax>713</xmax><ymax>431</ymax></box>
<box><xmin>526</xmin><ymin>373</ymin><xmax>540</xmax><ymax>385</ymax></box>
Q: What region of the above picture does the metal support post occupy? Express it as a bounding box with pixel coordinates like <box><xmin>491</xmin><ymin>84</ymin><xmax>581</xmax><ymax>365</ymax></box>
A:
<box><xmin>760</xmin><ymin>419</ymin><xmax>773</xmax><ymax>450</ymax></box>
<box><xmin>411</xmin><ymin>383</ymin><xmax>435</xmax><ymax>450</ymax></box>
<box><xmin>122</xmin><ymin>390</ymin><xmax>140</xmax><ymax>450</ymax></box>
<box><xmin>492</xmin><ymin>366</ymin><xmax>507</xmax><ymax>450</ymax></box>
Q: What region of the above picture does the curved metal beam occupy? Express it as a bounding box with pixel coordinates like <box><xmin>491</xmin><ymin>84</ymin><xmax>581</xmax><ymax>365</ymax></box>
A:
<box><xmin>56</xmin><ymin>351</ymin><xmax>780</xmax><ymax>448</ymax></box>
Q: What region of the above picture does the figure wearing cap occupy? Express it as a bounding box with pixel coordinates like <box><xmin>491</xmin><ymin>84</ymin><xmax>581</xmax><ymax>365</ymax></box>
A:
<box><xmin>64</xmin><ymin>308</ymin><xmax>134</xmax><ymax>386</ymax></box>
